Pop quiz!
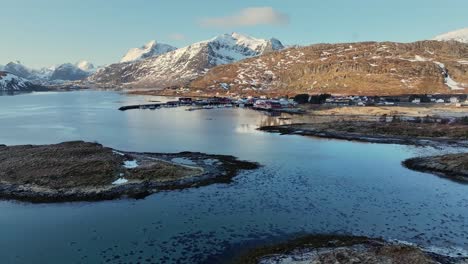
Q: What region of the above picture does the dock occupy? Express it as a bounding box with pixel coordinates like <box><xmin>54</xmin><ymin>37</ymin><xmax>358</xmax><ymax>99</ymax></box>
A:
<box><xmin>118</xmin><ymin>103</ymin><xmax>161</xmax><ymax>111</ymax></box>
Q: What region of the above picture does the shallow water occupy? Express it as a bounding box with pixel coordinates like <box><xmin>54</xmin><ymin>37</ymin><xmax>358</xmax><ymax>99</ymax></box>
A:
<box><xmin>0</xmin><ymin>91</ymin><xmax>466</xmax><ymax>263</ymax></box>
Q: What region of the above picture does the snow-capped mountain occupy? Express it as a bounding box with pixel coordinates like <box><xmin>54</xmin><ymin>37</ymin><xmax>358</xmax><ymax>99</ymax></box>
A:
<box><xmin>120</xmin><ymin>40</ymin><xmax>177</xmax><ymax>63</ymax></box>
<box><xmin>0</xmin><ymin>71</ymin><xmax>46</xmax><ymax>91</ymax></box>
<box><xmin>434</xmin><ymin>28</ymin><xmax>468</xmax><ymax>43</ymax></box>
<box><xmin>1</xmin><ymin>61</ymin><xmax>96</xmax><ymax>83</ymax></box>
<box><xmin>3</xmin><ymin>61</ymin><xmax>36</xmax><ymax>79</ymax></box>
<box><xmin>76</xmin><ymin>60</ymin><xmax>96</xmax><ymax>72</ymax></box>
<box><xmin>89</xmin><ymin>33</ymin><xmax>284</xmax><ymax>88</ymax></box>
<box><xmin>50</xmin><ymin>63</ymin><xmax>90</xmax><ymax>81</ymax></box>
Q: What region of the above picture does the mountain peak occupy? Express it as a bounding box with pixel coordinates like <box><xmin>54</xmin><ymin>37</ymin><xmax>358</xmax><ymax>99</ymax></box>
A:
<box><xmin>120</xmin><ymin>40</ymin><xmax>177</xmax><ymax>63</ymax></box>
<box><xmin>76</xmin><ymin>60</ymin><xmax>95</xmax><ymax>71</ymax></box>
<box><xmin>143</xmin><ymin>40</ymin><xmax>157</xmax><ymax>49</ymax></box>
<box><xmin>433</xmin><ymin>28</ymin><xmax>468</xmax><ymax>43</ymax></box>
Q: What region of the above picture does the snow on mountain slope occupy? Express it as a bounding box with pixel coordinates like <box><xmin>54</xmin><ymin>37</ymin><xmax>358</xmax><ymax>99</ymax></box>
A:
<box><xmin>189</xmin><ymin>40</ymin><xmax>467</xmax><ymax>96</ymax></box>
<box><xmin>120</xmin><ymin>40</ymin><xmax>177</xmax><ymax>63</ymax></box>
<box><xmin>76</xmin><ymin>60</ymin><xmax>95</xmax><ymax>72</ymax></box>
<box><xmin>50</xmin><ymin>63</ymin><xmax>90</xmax><ymax>81</ymax></box>
<box><xmin>0</xmin><ymin>71</ymin><xmax>45</xmax><ymax>91</ymax></box>
<box><xmin>1</xmin><ymin>60</ymin><xmax>96</xmax><ymax>83</ymax></box>
<box><xmin>434</xmin><ymin>28</ymin><xmax>468</xmax><ymax>43</ymax></box>
<box><xmin>89</xmin><ymin>33</ymin><xmax>284</xmax><ymax>88</ymax></box>
<box><xmin>3</xmin><ymin>61</ymin><xmax>36</xmax><ymax>79</ymax></box>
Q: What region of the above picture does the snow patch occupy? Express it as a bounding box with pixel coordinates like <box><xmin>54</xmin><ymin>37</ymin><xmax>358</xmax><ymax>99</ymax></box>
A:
<box><xmin>124</xmin><ymin>160</ymin><xmax>139</xmax><ymax>169</ymax></box>
<box><xmin>112</xmin><ymin>178</ymin><xmax>129</xmax><ymax>185</ymax></box>
<box><xmin>434</xmin><ymin>62</ymin><xmax>465</xmax><ymax>90</ymax></box>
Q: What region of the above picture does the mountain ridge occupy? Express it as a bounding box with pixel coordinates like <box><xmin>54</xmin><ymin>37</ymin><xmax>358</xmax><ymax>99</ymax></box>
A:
<box><xmin>187</xmin><ymin>40</ymin><xmax>468</xmax><ymax>96</ymax></box>
<box><xmin>87</xmin><ymin>32</ymin><xmax>284</xmax><ymax>88</ymax></box>
<box><xmin>120</xmin><ymin>40</ymin><xmax>177</xmax><ymax>63</ymax></box>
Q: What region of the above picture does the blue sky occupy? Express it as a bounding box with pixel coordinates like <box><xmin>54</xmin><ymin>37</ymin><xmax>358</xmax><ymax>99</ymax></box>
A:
<box><xmin>1</xmin><ymin>0</ymin><xmax>467</xmax><ymax>68</ymax></box>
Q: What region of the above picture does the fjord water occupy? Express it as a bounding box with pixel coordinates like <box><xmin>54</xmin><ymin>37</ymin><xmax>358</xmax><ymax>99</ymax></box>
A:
<box><xmin>0</xmin><ymin>91</ymin><xmax>466</xmax><ymax>263</ymax></box>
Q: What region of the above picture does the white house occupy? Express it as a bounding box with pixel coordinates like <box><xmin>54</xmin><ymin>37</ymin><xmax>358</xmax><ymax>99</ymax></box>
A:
<box><xmin>449</xmin><ymin>97</ymin><xmax>459</xmax><ymax>103</ymax></box>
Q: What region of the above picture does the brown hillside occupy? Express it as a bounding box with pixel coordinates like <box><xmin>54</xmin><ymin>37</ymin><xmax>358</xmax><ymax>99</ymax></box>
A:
<box><xmin>188</xmin><ymin>41</ymin><xmax>468</xmax><ymax>96</ymax></box>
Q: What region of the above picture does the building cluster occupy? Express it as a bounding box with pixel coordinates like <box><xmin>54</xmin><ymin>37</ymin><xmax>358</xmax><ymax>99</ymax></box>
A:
<box><xmin>322</xmin><ymin>94</ymin><xmax>468</xmax><ymax>107</ymax></box>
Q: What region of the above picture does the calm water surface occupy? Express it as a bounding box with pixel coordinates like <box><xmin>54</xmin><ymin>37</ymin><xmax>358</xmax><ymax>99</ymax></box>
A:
<box><xmin>0</xmin><ymin>91</ymin><xmax>466</xmax><ymax>263</ymax></box>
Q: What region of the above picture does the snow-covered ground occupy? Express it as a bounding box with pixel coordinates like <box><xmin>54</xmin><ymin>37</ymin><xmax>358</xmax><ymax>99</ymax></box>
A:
<box><xmin>112</xmin><ymin>178</ymin><xmax>129</xmax><ymax>185</ymax></box>
<box><xmin>123</xmin><ymin>160</ymin><xmax>139</xmax><ymax>169</ymax></box>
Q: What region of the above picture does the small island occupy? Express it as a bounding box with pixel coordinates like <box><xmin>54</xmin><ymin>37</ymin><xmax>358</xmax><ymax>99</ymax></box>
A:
<box><xmin>234</xmin><ymin>235</ymin><xmax>465</xmax><ymax>264</ymax></box>
<box><xmin>403</xmin><ymin>153</ymin><xmax>468</xmax><ymax>183</ymax></box>
<box><xmin>0</xmin><ymin>141</ymin><xmax>259</xmax><ymax>203</ymax></box>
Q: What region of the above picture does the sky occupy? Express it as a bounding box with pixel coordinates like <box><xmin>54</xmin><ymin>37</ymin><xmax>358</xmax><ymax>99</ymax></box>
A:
<box><xmin>1</xmin><ymin>0</ymin><xmax>467</xmax><ymax>68</ymax></box>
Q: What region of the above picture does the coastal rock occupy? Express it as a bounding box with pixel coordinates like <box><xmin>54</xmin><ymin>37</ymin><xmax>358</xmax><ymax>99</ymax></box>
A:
<box><xmin>403</xmin><ymin>153</ymin><xmax>468</xmax><ymax>182</ymax></box>
<box><xmin>0</xmin><ymin>141</ymin><xmax>259</xmax><ymax>202</ymax></box>
<box><xmin>235</xmin><ymin>235</ymin><xmax>467</xmax><ymax>264</ymax></box>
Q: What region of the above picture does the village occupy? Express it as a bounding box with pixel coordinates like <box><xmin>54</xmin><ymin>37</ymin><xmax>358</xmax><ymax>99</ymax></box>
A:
<box><xmin>119</xmin><ymin>93</ymin><xmax>468</xmax><ymax>114</ymax></box>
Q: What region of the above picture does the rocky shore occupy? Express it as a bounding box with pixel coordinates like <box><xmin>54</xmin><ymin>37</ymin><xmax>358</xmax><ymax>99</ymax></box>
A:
<box><xmin>0</xmin><ymin>141</ymin><xmax>259</xmax><ymax>203</ymax></box>
<box><xmin>258</xmin><ymin>121</ymin><xmax>468</xmax><ymax>148</ymax></box>
<box><xmin>403</xmin><ymin>153</ymin><xmax>468</xmax><ymax>183</ymax></box>
<box><xmin>234</xmin><ymin>235</ymin><xmax>467</xmax><ymax>264</ymax></box>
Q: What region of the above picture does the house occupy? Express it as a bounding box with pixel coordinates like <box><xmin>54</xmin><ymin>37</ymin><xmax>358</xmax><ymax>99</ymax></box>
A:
<box><xmin>449</xmin><ymin>97</ymin><xmax>459</xmax><ymax>104</ymax></box>
<box><xmin>412</xmin><ymin>98</ymin><xmax>421</xmax><ymax>104</ymax></box>
<box><xmin>178</xmin><ymin>97</ymin><xmax>192</xmax><ymax>103</ymax></box>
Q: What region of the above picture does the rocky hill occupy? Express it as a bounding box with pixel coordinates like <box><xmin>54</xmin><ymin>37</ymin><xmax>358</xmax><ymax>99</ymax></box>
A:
<box><xmin>187</xmin><ymin>40</ymin><xmax>468</xmax><ymax>96</ymax></box>
<box><xmin>87</xmin><ymin>33</ymin><xmax>284</xmax><ymax>88</ymax></box>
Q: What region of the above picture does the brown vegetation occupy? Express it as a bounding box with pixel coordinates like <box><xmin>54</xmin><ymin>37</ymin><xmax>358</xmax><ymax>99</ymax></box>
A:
<box><xmin>189</xmin><ymin>41</ymin><xmax>468</xmax><ymax>96</ymax></box>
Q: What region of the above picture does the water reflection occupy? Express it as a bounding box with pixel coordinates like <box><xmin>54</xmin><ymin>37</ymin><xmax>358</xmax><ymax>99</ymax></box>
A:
<box><xmin>0</xmin><ymin>91</ymin><xmax>466</xmax><ymax>263</ymax></box>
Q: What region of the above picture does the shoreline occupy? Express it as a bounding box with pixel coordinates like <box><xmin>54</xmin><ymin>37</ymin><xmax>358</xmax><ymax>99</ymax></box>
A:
<box><xmin>0</xmin><ymin>141</ymin><xmax>260</xmax><ymax>203</ymax></box>
<box><xmin>258</xmin><ymin>123</ymin><xmax>468</xmax><ymax>148</ymax></box>
<box><xmin>403</xmin><ymin>153</ymin><xmax>468</xmax><ymax>183</ymax></box>
<box><xmin>231</xmin><ymin>235</ymin><xmax>467</xmax><ymax>264</ymax></box>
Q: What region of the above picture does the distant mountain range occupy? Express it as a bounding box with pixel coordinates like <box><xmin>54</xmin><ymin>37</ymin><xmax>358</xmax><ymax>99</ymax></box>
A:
<box><xmin>0</xmin><ymin>61</ymin><xmax>96</xmax><ymax>84</ymax></box>
<box><xmin>88</xmin><ymin>32</ymin><xmax>284</xmax><ymax>88</ymax></box>
<box><xmin>1</xmin><ymin>28</ymin><xmax>467</xmax><ymax>95</ymax></box>
<box><xmin>0</xmin><ymin>71</ymin><xmax>46</xmax><ymax>92</ymax></box>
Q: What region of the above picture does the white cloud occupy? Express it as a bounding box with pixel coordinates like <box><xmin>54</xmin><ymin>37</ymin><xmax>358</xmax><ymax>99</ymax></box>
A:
<box><xmin>199</xmin><ymin>7</ymin><xmax>289</xmax><ymax>28</ymax></box>
<box><xmin>169</xmin><ymin>33</ymin><xmax>186</xmax><ymax>41</ymax></box>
